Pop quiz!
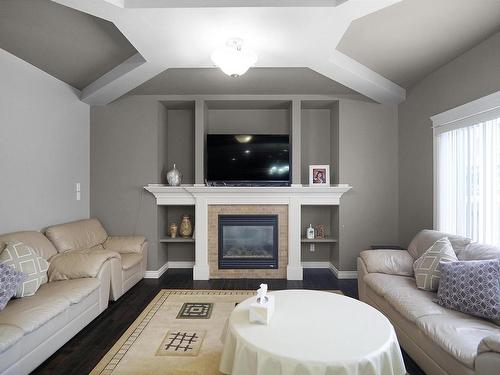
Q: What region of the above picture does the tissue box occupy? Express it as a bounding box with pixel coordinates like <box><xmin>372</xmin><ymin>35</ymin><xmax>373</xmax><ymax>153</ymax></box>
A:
<box><xmin>249</xmin><ymin>295</ymin><xmax>275</xmax><ymax>324</ymax></box>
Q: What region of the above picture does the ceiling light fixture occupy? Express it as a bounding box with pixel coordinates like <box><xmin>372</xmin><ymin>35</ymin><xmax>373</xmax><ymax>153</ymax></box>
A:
<box><xmin>211</xmin><ymin>38</ymin><xmax>257</xmax><ymax>78</ymax></box>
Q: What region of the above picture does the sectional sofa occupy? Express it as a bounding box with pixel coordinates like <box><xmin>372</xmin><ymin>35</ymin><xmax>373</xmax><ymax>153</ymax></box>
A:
<box><xmin>0</xmin><ymin>218</ymin><xmax>148</xmax><ymax>375</ymax></box>
<box><xmin>357</xmin><ymin>229</ymin><xmax>500</xmax><ymax>375</ymax></box>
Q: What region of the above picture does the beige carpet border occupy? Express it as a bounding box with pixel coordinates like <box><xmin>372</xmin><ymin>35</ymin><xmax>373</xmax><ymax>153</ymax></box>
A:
<box><xmin>90</xmin><ymin>289</ymin><xmax>343</xmax><ymax>375</ymax></box>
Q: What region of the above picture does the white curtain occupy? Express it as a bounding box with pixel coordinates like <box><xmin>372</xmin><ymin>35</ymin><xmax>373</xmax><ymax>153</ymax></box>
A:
<box><xmin>437</xmin><ymin>116</ymin><xmax>500</xmax><ymax>245</ymax></box>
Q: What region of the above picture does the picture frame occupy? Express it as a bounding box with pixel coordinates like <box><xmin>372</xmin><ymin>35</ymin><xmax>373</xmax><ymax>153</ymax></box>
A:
<box><xmin>309</xmin><ymin>165</ymin><xmax>330</xmax><ymax>186</ymax></box>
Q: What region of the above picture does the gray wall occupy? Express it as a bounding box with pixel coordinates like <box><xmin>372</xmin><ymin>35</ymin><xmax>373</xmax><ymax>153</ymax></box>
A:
<box><xmin>90</xmin><ymin>97</ymin><xmax>162</xmax><ymax>270</ymax></box>
<box><xmin>207</xmin><ymin>109</ymin><xmax>290</xmax><ymax>134</ymax></box>
<box><xmin>398</xmin><ymin>31</ymin><xmax>500</xmax><ymax>246</ymax></box>
<box><xmin>165</xmin><ymin>109</ymin><xmax>195</xmax><ymax>184</ymax></box>
<box><xmin>0</xmin><ymin>49</ymin><xmax>89</xmax><ymax>233</ymax></box>
<box><xmin>301</xmin><ymin>109</ymin><xmax>334</xmax><ymax>184</ymax></box>
<box><xmin>338</xmin><ymin>99</ymin><xmax>399</xmax><ymax>270</ymax></box>
<box><xmin>90</xmin><ymin>95</ymin><xmax>399</xmax><ymax>272</ymax></box>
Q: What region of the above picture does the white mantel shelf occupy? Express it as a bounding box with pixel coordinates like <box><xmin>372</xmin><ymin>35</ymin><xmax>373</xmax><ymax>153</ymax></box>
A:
<box><xmin>144</xmin><ymin>184</ymin><xmax>352</xmax><ymax>205</ymax></box>
<box><xmin>144</xmin><ymin>183</ymin><xmax>351</xmax><ymax>281</ymax></box>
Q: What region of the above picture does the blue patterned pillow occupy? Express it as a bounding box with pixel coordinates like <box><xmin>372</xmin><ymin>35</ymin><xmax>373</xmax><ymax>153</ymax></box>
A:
<box><xmin>0</xmin><ymin>263</ymin><xmax>26</xmax><ymax>310</ymax></box>
<box><xmin>436</xmin><ymin>259</ymin><xmax>500</xmax><ymax>320</ymax></box>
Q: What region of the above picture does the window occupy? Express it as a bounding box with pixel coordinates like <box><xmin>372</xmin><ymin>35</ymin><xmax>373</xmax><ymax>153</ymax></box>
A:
<box><xmin>432</xmin><ymin>92</ymin><xmax>500</xmax><ymax>245</ymax></box>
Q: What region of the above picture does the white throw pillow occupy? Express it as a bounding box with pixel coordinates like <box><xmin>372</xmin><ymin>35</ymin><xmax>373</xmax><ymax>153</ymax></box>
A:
<box><xmin>413</xmin><ymin>237</ymin><xmax>457</xmax><ymax>291</ymax></box>
<box><xmin>0</xmin><ymin>241</ymin><xmax>49</xmax><ymax>297</ymax></box>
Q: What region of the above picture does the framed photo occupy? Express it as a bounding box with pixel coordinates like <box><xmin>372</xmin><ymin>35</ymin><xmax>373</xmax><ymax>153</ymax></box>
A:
<box><xmin>309</xmin><ymin>165</ymin><xmax>330</xmax><ymax>186</ymax></box>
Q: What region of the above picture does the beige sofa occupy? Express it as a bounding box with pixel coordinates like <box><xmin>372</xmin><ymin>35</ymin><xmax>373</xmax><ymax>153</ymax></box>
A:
<box><xmin>357</xmin><ymin>229</ymin><xmax>500</xmax><ymax>375</ymax></box>
<box><xmin>45</xmin><ymin>218</ymin><xmax>148</xmax><ymax>301</ymax></box>
<box><xmin>0</xmin><ymin>231</ymin><xmax>111</xmax><ymax>375</ymax></box>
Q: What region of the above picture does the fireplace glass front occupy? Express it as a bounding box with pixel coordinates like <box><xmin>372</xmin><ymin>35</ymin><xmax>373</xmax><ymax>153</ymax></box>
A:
<box><xmin>218</xmin><ymin>215</ymin><xmax>279</xmax><ymax>269</ymax></box>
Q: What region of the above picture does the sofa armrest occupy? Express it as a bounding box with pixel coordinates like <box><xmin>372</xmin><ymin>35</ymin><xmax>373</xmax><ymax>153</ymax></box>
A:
<box><xmin>478</xmin><ymin>334</ymin><xmax>500</xmax><ymax>355</ymax></box>
<box><xmin>359</xmin><ymin>249</ymin><xmax>414</xmax><ymax>276</ymax></box>
<box><xmin>103</xmin><ymin>235</ymin><xmax>146</xmax><ymax>254</ymax></box>
<box><xmin>476</xmin><ymin>351</ymin><xmax>500</xmax><ymax>375</ymax></box>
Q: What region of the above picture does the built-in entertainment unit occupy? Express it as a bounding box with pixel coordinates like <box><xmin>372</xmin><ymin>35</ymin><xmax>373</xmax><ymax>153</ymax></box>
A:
<box><xmin>206</xmin><ymin>134</ymin><xmax>290</xmax><ymax>186</ymax></box>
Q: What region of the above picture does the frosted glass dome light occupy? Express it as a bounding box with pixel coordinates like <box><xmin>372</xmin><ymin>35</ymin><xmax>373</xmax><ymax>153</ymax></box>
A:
<box><xmin>211</xmin><ymin>38</ymin><xmax>257</xmax><ymax>78</ymax></box>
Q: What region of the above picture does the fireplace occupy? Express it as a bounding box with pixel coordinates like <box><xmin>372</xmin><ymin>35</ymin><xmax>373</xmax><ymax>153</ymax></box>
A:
<box><xmin>218</xmin><ymin>215</ymin><xmax>279</xmax><ymax>269</ymax></box>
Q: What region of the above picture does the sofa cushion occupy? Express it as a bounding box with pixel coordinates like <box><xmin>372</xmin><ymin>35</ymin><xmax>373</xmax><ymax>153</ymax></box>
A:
<box><xmin>121</xmin><ymin>253</ymin><xmax>143</xmax><ymax>270</ymax></box>
<box><xmin>416</xmin><ymin>314</ymin><xmax>500</xmax><ymax>368</ymax></box>
<box><xmin>407</xmin><ymin>229</ymin><xmax>471</xmax><ymax>259</ymax></box>
<box><xmin>413</xmin><ymin>237</ymin><xmax>458</xmax><ymax>291</ymax></box>
<box><xmin>0</xmin><ymin>263</ymin><xmax>26</xmax><ymax>310</ymax></box>
<box><xmin>363</xmin><ymin>273</ymin><xmax>416</xmax><ymax>297</ymax></box>
<box><xmin>0</xmin><ymin>278</ymin><xmax>100</xmax><ymax>334</ymax></box>
<box><xmin>0</xmin><ymin>324</ymin><xmax>24</xmax><ymax>354</ymax></box>
<box><xmin>0</xmin><ymin>241</ymin><xmax>49</xmax><ymax>297</ymax></box>
<box><xmin>384</xmin><ymin>287</ymin><xmax>454</xmax><ymax>323</ymax></box>
<box><xmin>360</xmin><ymin>250</ymin><xmax>414</xmax><ymax>276</ymax></box>
<box><xmin>0</xmin><ymin>287</ymin><xmax>69</xmax><ymax>333</ymax></box>
<box><xmin>103</xmin><ymin>236</ymin><xmax>146</xmax><ymax>254</ymax></box>
<box><xmin>0</xmin><ymin>231</ymin><xmax>57</xmax><ymax>260</ymax></box>
<box><xmin>459</xmin><ymin>242</ymin><xmax>500</xmax><ymax>261</ymax></box>
<box><xmin>40</xmin><ymin>278</ymin><xmax>100</xmax><ymax>305</ymax></box>
<box><xmin>45</xmin><ymin>218</ymin><xmax>108</xmax><ymax>253</ymax></box>
<box><xmin>437</xmin><ymin>259</ymin><xmax>500</xmax><ymax>321</ymax></box>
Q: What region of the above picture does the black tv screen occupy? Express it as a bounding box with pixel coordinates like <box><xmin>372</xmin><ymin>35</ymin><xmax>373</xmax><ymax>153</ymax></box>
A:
<box><xmin>206</xmin><ymin>134</ymin><xmax>290</xmax><ymax>185</ymax></box>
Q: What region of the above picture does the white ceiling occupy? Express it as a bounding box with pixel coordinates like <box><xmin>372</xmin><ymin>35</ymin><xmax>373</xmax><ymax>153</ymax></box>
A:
<box><xmin>337</xmin><ymin>0</ymin><xmax>500</xmax><ymax>88</ymax></box>
<box><xmin>50</xmin><ymin>0</ymin><xmax>405</xmax><ymax>105</ymax></box>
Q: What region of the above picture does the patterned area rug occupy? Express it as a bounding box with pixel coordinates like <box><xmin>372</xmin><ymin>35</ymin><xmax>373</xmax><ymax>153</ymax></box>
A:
<box><xmin>91</xmin><ymin>289</ymin><xmax>342</xmax><ymax>375</ymax></box>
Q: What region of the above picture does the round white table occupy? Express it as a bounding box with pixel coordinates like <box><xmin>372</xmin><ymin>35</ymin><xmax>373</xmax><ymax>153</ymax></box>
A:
<box><xmin>219</xmin><ymin>290</ymin><xmax>406</xmax><ymax>375</ymax></box>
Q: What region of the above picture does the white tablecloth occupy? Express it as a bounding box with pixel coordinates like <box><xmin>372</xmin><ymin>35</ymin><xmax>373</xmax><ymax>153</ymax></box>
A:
<box><xmin>219</xmin><ymin>290</ymin><xmax>406</xmax><ymax>375</ymax></box>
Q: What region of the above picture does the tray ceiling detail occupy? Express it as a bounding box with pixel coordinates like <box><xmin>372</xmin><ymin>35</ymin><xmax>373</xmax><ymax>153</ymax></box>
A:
<box><xmin>47</xmin><ymin>0</ymin><xmax>406</xmax><ymax>105</ymax></box>
<box><xmin>0</xmin><ymin>0</ymin><xmax>137</xmax><ymax>90</ymax></box>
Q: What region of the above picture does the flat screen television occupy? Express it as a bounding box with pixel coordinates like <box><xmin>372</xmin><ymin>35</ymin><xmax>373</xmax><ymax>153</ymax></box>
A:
<box><xmin>206</xmin><ymin>134</ymin><xmax>290</xmax><ymax>186</ymax></box>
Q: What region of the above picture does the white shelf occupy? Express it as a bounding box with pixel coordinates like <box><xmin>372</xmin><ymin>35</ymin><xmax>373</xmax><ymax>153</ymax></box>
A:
<box><xmin>160</xmin><ymin>237</ymin><xmax>195</xmax><ymax>243</ymax></box>
<box><xmin>144</xmin><ymin>184</ymin><xmax>351</xmax><ymax>206</ymax></box>
<box><xmin>301</xmin><ymin>237</ymin><xmax>338</xmax><ymax>243</ymax></box>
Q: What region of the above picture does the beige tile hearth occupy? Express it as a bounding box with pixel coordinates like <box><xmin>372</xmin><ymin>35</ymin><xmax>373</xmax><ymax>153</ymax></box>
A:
<box><xmin>208</xmin><ymin>205</ymin><xmax>288</xmax><ymax>279</ymax></box>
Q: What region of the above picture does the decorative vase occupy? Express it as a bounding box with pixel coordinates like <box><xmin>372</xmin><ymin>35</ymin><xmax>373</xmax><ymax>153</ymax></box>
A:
<box><xmin>166</xmin><ymin>164</ymin><xmax>182</xmax><ymax>186</ymax></box>
<box><xmin>168</xmin><ymin>223</ymin><xmax>178</xmax><ymax>238</ymax></box>
<box><xmin>179</xmin><ymin>215</ymin><xmax>193</xmax><ymax>238</ymax></box>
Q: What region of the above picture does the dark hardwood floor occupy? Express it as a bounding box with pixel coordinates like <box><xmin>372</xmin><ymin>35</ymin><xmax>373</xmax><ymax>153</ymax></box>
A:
<box><xmin>33</xmin><ymin>269</ymin><xmax>425</xmax><ymax>375</ymax></box>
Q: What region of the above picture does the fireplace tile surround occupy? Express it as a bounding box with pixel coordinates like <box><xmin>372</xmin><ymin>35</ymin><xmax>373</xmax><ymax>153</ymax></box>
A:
<box><xmin>208</xmin><ymin>205</ymin><xmax>288</xmax><ymax>278</ymax></box>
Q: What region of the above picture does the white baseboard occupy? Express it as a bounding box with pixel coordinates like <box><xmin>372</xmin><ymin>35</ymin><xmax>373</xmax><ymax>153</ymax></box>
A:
<box><xmin>169</xmin><ymin>261</ymin><xmax>195</xmax><ymax>268</ymax></box>
<box><xmin>301</xmin><ymin>261</ymin><xmax>331</xmax><ymax>268</ymax></box>
<box><xmin>145</xmin><ymin>261</ymin><xmax>357</xmax><ymax>279</ymax></box>
<box><xmin>329</xmin><ymin>263</ymin><xmax>357</xmax><ymax>279</ymax></box>
<box><xmin>144</xmin><ymin>262</ymin><xmax>169</xmax><ymax>279</ymax></box>
<box><xmin>144</xmin><ymin>261</ymin><xmax>195</xmax><ymax>278</ymax></box>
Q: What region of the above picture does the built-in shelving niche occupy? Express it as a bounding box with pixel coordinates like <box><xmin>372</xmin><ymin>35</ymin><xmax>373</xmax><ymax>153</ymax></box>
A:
<box><xmin>300</xmin><ymin>100</ymin><xmax>339</xmax><ymax>185</ymax></box>
<box><xmin>157</xmin><ymin>204</ymin><xmax>195</xmax><ymax>263</ymax></box>
<box><xmin>159</xmin><ymin>101</ymin><xmax>196</xmax><ymax>184</ymax></box>
<box><xmin>205</xmin><ymin>99</ymin><xmax>291</xmax><ymax>135</ymax></box>
<box><xmin>301</xmin><ymin>205</ymin><xmax>339</xmax><ymax>268</ymax></box>
<box><xmin>156</xmin><ymin>98</ymin><xmax>342</xmax><ymax>269</ymax></box>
